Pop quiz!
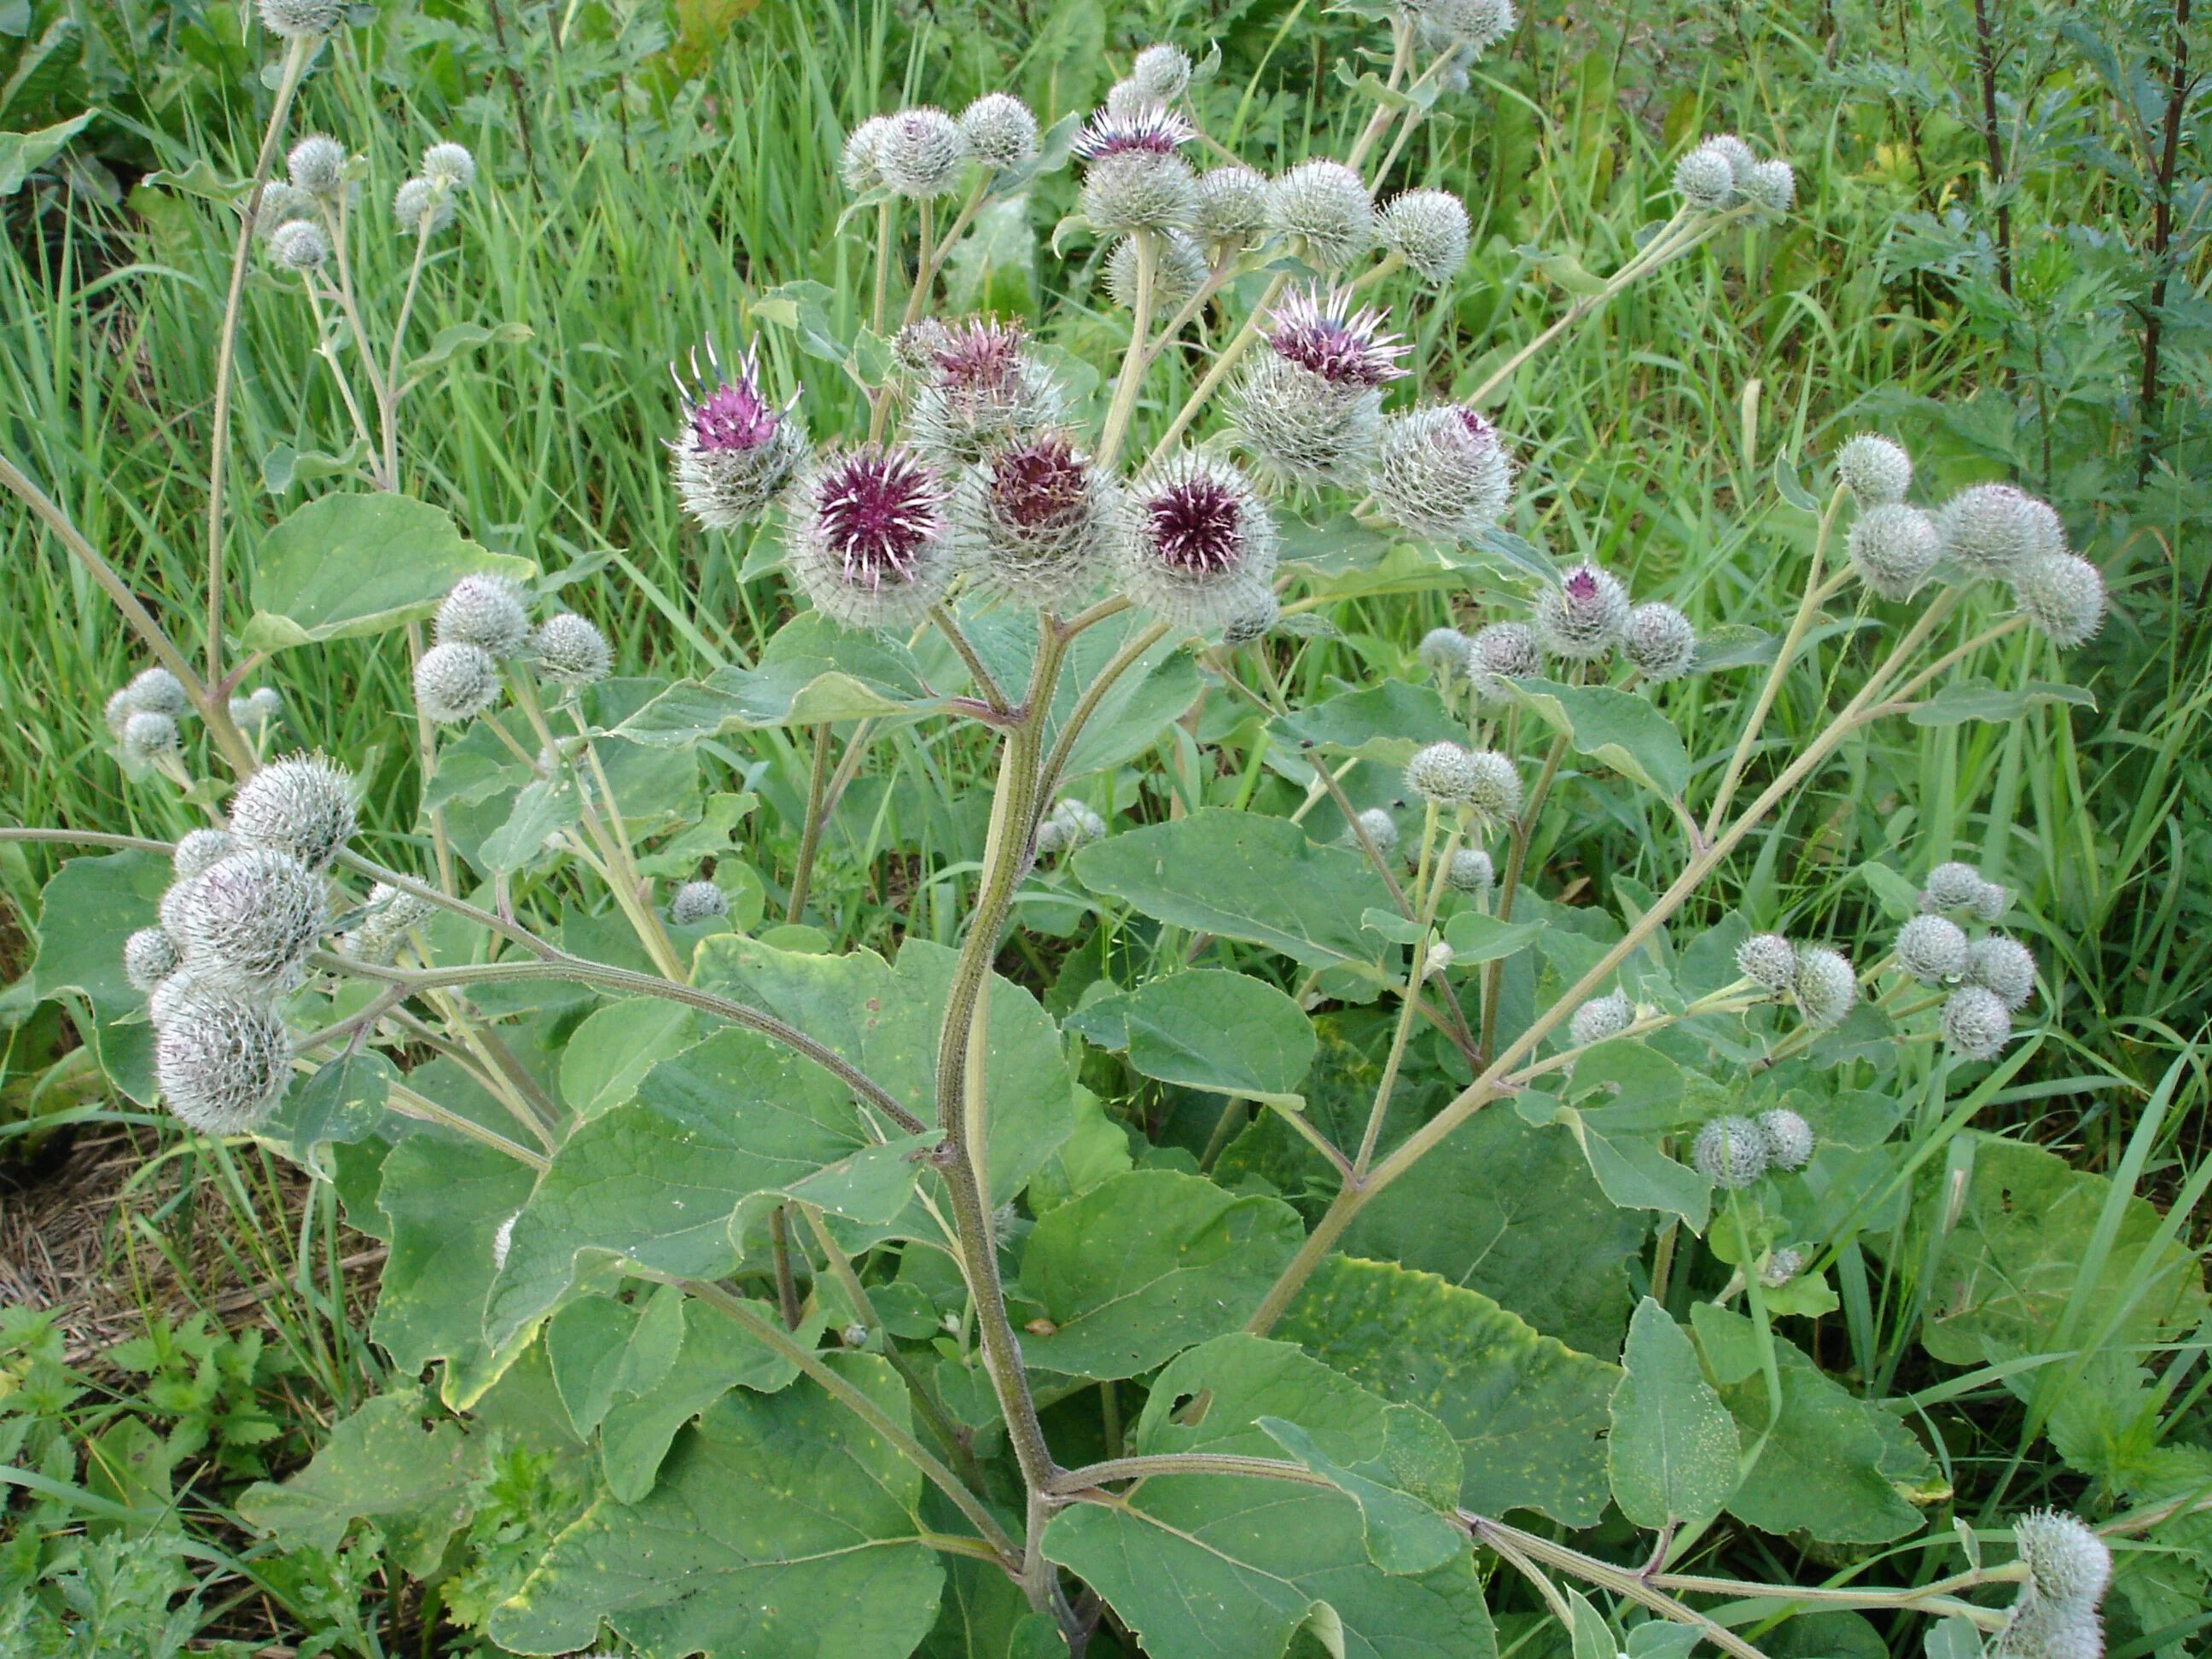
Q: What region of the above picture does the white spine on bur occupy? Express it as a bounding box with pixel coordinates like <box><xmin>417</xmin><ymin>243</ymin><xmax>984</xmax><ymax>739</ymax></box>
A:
<box><xmin>1756</xmin><ymin>1107</ymin><xmax>1814</xmax><ymax>1170</ymax></box>
<box><xmin>227</xmin><ymin>754</ymin><xmax>356</xmax><ymax>870</ymax></box>
<box><xmin>436</xmin><ymin>574</ymin><xmax>531</xmax><ymax>657</ymax></box>
<box><xmin>1993</xmin><ymin>1511</ymin><xmax>2110</xmax><ymax>1659</ymax></box>
<box><xmin>669</xmin><ymin>881</ymin><xmax>729</xmax><ymax>925</ymax></box>
<box><xmin>156</xmin><ymin>992</ymin><xmax>292</xmax><ymax>1134</ymax></box>
<box><xmin>1792</xmin><ymin>945</ymin><xmax>1858</xmax><ymax>1028</ymax></box>
<box><xmin>1894</xmin><ymin>914</ymin><xmax>1969</xmax><ymax>984</ymax></box>
<box><xmin>415</xmin><ymin>642</ymin><xmax>503</xmax><ymax>724</ymax></box>
<box><xmin>172</xmin><ymin>848</ymin><xmax>329</xmax><ymax>992</ymax></box>
<box><xmin>1836</xmin><ymin>434</ymin><xmax>1912</xmax><ymax>505</ymax></box>
<box><xmin>1736</xmin><ymin>932</ymin><xmax>1797</xmax><ymax>992</ymax></box>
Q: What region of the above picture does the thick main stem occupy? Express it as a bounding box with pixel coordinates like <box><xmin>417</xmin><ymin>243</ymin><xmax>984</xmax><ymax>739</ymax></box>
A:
<box><xmin>788</xmin><ymin>722</ymin><xmax>835</xmax><ymax>923</ymax></box>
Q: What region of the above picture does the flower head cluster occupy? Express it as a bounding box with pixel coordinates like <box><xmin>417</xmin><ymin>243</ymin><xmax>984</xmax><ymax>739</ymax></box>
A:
<box><xmin>1533</xmin><ymin>563</ymin><xmax>1633</xmax><ymax>661</ymax></box>
<box><xmin>907</xmin><ymin>317</ymin><xmax>1065</xmax><ymax>465</ymax></box>
<box><xmin>1692</xmin><ymin>1107</ymin><xmax>1814</xmax><ymax>1189</ymax></box>
<box><xmin>786</xmin><ymin>445</ymin><xmax>953</xmax><ymax>628</ymax></box>
<box><xmin>105</xmin><ymin>667</ymin><xmax>195</xmax><ymax>772</ymax></box>
<box><xmin>1927</xmin><ymin>482</ymin><xmax>2107</xmax><ymax>645</ymax></box>
<box><xmin>339</xmin><ymin>882</ymin><xmax>439</xmax><ymax>965</ymax></box>
<box><xmin>1993</xmin><ymin>1511</ymin><xmax>2110</xmax><ymax>1659</ymax></box>
<box><xmin>393</xmin><ymin>139</ymin><xmax>475</xmax><ymax>237</ymax></box>
<box><xmin>1672</xmin><ymin>132</ymin><xmax>1793</xmax><ymax>217</ymax></box>
<box><xmin>1893</xmin><ymin>863</ymin><xmax>2034</xmax><ymax>1059</ymax></box>
<box><xmin>1035</xmin><ymin>798</ymin><xmax>1109</xmax><ymax>859</ymax></box>
<box><xmin>416</xmin><ymin>573</ymin><xmax>608</xmax><ymax>725</ymax></box>
<box><xmin>668</xmin><ymin>336</ymin><xmax>808</xmax><ymax>531</ymax></box>
<box><xmin>1730</xmin><ymin>930</ymin><xmax>1855</xmax><ymax>1027</ymax></box>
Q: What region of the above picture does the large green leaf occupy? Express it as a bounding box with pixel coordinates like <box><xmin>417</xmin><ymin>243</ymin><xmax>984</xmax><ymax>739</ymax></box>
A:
<box><xmin>1016</xmin><ymin>1169</ymin><xmax>1304</xmax><ymax>1378</ymax></box>
<box><xmin>1072</xmin><ymin>809</ymin><xmax>1397</xmax><ymax>981</ymax></box>
<box><xmin>1539</xmin><ymin>1043</ymin><xmax>1714</xmax><ymax>1230</ymax></box>
<box><xmin>490</xmin><ymin>1356</ymin><xmax>945</xmax><ymax>1658</ymax></box>
<box><xmin>0</xmin><ymin>112</ymin><xmax>93</xmax><ymax>195</ymax></box>
<box><xmin>1690</xmin><ymin>1304</ymin><xmax>1928</xmax><ymax>1544</ymax></box>
<box><xmin>1918</xmin><ymin>1135</ymin><xmax>2208</xmax><ymax>1368</ymax></box>
<box><xmin>1508</xmin><ymin>678</ymin><xmax>1691</xmax><ymax>798</ymax></box>
<box><xmin>1609</xmin><ymin>1299</ymin><xmax>1738</xmax><ymax>1533</ymax></box>
<box><xmin>485</xmin><ymin>1027</ymin><xmax>936</xmax><ymax>1348</ymax></box>
<box><xmin>557</xmin><ymin>997</ymin><xmax>699</xmax><ymax>1119</ymax></box>
<box><xmin>372</xmin><ymin>1135</ymin><xmax>538</xmax><ymax>1410</ymax></box>
<box><xmin>1278</xmin><ymin>1255</ymin><xmax>1617</xmax><ymax>1525</ymax></box>
<box><xmin>27</xmin><ymin>848</ymin><xmax>168</xmax><ymax>1103</ymax></box>
<box><xmin>237</xmin><ymin>1391</ymin><xmax>484</xmax><ymax>1576</ymax></box>
<box><xmin>1065</xmin><ymin>969</ymin><xmax>1316</xmax><ymax>1108</ymax></box>
<box><xmin>1042</xmin><ymin>609</ymin><xmax>1202</xmax><ymax>779</ymax></box>
<box><xmin>1043</xmin><ymin>1334</ymin><xmax>1493</xmax><ymax>1659</ymax></box>
<box><xmin>694</xmin><ymin>934</ymin><xmax>1075</xmax><ymax>1207</ymax></box>
<box><xmin>615</xmin><ymin>613</ymin><xmax>942</xmax><ymax>742</ymax></box>
<box><xmin>1340</xmin><ymin>1109</ymin><xmax>1644</xmax><ymax>1357</ymax></box>
<box><xmin>243</xmin><ymin>492</ymin><xmax>536</xmax><ymax>650</ymax></box>
<box><xmin>1267</xmin><ymin>678</ymin><xmax>1464</xmax><ymax>770</ymax></box>
<box><xmin>1906</xmin><ymin>678</ymin><xmax>2094</xmax><ymax>727</ymax></box>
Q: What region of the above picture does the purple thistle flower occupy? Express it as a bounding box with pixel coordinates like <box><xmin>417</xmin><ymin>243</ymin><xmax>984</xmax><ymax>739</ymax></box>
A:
<box><xmin>668</xmin><ymin>335</ymin><xmax>807</xmax><ymax>528</ymax></box>
<box><xmin>1072</xmin><ymin>102</ymin><xmax>1196</xmax><ymax>161</ymax></box>
<box><xmin>1265</xmin><ymin>285</ymin><xmax>1410</xmax><ymax>388</ymax></box>
<box><xmin>1147</xmin><ymin>472</ymin><xmax>1245</xmax><ymax>572</ymax></box>
<box><xmin>952</xmin><ymin>433</ymin><xmax>1115</xmax><ymax>608</ymax></box>
<box><xmin>991</xmin><ymin>434</ymin><xmax>1091</xmax><ymax>528</ymax></box>
<box><xmin>1114</xmin><ymin>451</ymin><xmax>1278</xmax><ymax>627</ymax></box>
<box><xmin>930</xmin><ymin>317</ymin><xmax>1029</xmax><ymax>393</ymax></box>
<box><xmin>787</xmin><ymin>445</ymin><xmax>953</xmax><ymax>628</ymax></box>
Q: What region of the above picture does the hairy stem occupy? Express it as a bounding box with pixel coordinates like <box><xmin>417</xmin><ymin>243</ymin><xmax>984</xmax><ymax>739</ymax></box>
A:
<box><xmin>788</xmin><ymin>722</ymin><xmax>835</xmax><ymax>923</ymax></box>
<box><xmin>1097</xmin><ymin>231</ymin><xmax>1158</xmax><ymax>470</ymax></box>
<box><xmin>1145</xmin><ymin>271</ymin><xmax>1289</xmax><ymax>465</ymax></box>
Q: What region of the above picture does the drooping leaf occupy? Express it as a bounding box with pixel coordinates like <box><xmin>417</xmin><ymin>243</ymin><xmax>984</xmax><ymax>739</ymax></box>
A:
<box><xmin>1542</xmin><ymin>1043</ymin><xmax>1714</xmax><ymax>1230</ymax></box>
<box><xmin>1267</xmin><ymin>678</ymin><xmax>1464</xmax><ymax>770</ymax></box>
<box><xmin>695</xmin><ymin>934</ymin><xmax>1073</xmax><ymax>1207</ymax></box>
<box><xmin>1609</xmin><ymin>1299</ymin><xmax>1739</xmax><ymax>1533</ymax></box>
<box><xmin>1016</xmin><ymin>1169</ymin><xmax>1304</xmax><ymax>1378</ymax></box>
<box><xmin>485</xmin><ymin>1027</ymin><xmax>936</xmax><ymax>1348</ymax></box>
<box><xmin>489</xmin><ymin>1356</ymin><xmax>946</xmax><ymax>1659</ymax></box>
<box><xmin>237</xmin><ymin>1392</ymin><xmax>483</xmax><ymax>1576</ymax></box>
<box><xmin>28</xmin><ymin>848</ymin><xmax>170</xmax><ymax>1103</ymax></box>
<box><xmin>1906</xmin><ymin>678</ymin><xmax>2095</xmax><ymax>727</ymax></box>
<box><xmin>1439</xmin><ymin>911</ymin><xmax>1549</xmax><ymax>965</ymax></box>
<box><xmin>615</xmin><ymin>613</ymin><xmax>942</xmax><ymax>742</ymax></box>
<box><xmin>1258</xmin><ymin>1406</ymin><xmax>1469</xmax><ymax>1575</ymax></box>
<box><xmin>0</xmin><ymin>110</ymin><xmax>91</xmax><ymax>195</ymax></box>
<box><xmin>1064</xmin><ymin>969</ymin><xmax>1316</xmax><ymax>1108</ymax></box>
<box><xmin>1072</xmin><ymin>809</ymin><xmax>1398</xmax><ymax>982</ymax></box>
<box><xmin>1340</xmin><ymin>1109</ymin><xmax>1645</xmax><ymax>1357</ymax></box>
<box><xmin>1690</xmin><ymin>1304</ymin><xmax>1929</xmax><ymax>1544</ymax></box>
<box><xmin>242</xmin><ymin>492</ymin><xmax>536</xmax><ymax>650</ymax></box>
<box><xmin>1508</xmin><ymin>678</ymin><xmax>1691</xmax><ymax>798</ymax></box>
<box><xmin>1278</xmin><ymin>1255</ymin><xmax>1618</xmax><ymax>1525</ymax></box>
<box><xmin>405</xmin><ymin>319</ymin><xmax>533</xmax><ymax>377</ymax></box>
<box><xmin>1043</xmin><ymin>1334</ymin><xmax>1493</xmax><ymax>1659</ymax></box>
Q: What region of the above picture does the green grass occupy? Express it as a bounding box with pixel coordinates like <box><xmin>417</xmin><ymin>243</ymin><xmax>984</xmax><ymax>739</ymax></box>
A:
<box><xmin>1</xmin><ymin>0</ymin><xmax>2206</xmax><ymax>1651</ymax></box>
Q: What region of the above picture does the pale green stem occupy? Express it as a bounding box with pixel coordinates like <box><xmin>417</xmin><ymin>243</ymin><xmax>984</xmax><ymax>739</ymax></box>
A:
<box><xmin>1144</xmin><ymin>271</ymin><xmax>1289</xmax><ymax>466</ymax></box>
<box><xmin>1097</xmin><ymin>230</ymin><xmax>1159</xmax><ymax>470</ymax></box>
<box><xmin>788</xmin><ymin>721</ymin><xmax>835</xmax><ymax>923</ymax></box>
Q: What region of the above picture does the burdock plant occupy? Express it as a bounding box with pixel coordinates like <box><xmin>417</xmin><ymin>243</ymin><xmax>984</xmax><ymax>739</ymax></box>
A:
<box><xmin>0</xmin><ymin>10</ymin><xmax>2149</xmax><ymax>1659</ymax></box>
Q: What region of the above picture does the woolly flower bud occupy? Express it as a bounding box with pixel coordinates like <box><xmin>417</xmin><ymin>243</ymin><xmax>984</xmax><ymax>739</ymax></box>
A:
<box><xmin>1760</xmin><ymin>1247</ymin><xmax>1805</xmax><ymax>1288</ymax></box>
<box><xmin>909</xmin><ymin>317</ymin><xmax>1065</xmax><ymax>465</ymax></box>
<box><xmin>1463</xmin><ymin>749</ymin><xmax>1522</xmax><ymax>824</ymax></box>
<box><xmin>341</xmin><ymin>882</ymin><xmax>439</xmax><ymax>963</ymax></box>
<box><xmin>1973</xmin><ymin>882</ymin><xmax>2011</xmax><ymax>923</ymax></box>
<box><xmin>877</xmin><ymin>107</ymin><xmax>969</xmax><ymax>198</ymax></box>
<box><xmin>157</xmin><ymin>991</ymin><xmax>292</xmax><ymax>1133</ymax></box>
<box><xmin>1756</xmin><ymin>1107</ymin><xmax>1814</xmax><ymax>1170</ymax></box>
<box><xmin>435</xmin><ymin>573</ymin><xmax>530</xmax><ymax>658</ymax></box>
<box><xmin>1229</xmin><ymin>351</ymin><xmax>1382</xmax><ymax>486</ymax></box>
<box><xmin>951</xmin><ymin>433</ymin><xmax>1115</xmax><ymax>609</ymax></box>
<box><xmin>1694</xmin><ymin>1115</ymin><xmax>1767</xmax><ymax>1190</ymax></box>
<box><xmin>122</xmin><ymin>711</ymin><xmax>179</xmax><ymax>765</ymax></box>
<box><xmin>1938</xmin><ymin>483</ymin><xmax>2066</xmax><ymax>579</ymax></box>
<box><xmin>1046</xmin><ymin>798</ymin><xmax>1107</xmax><ymax>853</ymax></box>
<box><xmin>1404</xmin><ymin>741</ymin><xmax>1485</xmax><ymax>806</ymax></box>
<box><xmin>786</xmin><ymin>445</ymin><xmax>952</xmax><ymax>629</ymax></box>
<box><xmin>1103</xmin><ymin>79</ymin><xmax>1150</xmax><ymax>119</ymax></box>
<box><xmin>1534</xmin><ymin>563</ymin><xmax>1630</xmax><ymax>661</ymax></box>
<box><xmin>119</xmin><ymin>667</ymin><xmax>189</xmax><ymax>725</ymax></box>
<box><xmin>1921</xmin><ymin>861</ymin><xmax>1989</xmax><ymax>915</ymax></box>
<box><xmin>1266</xmin><ymin>160</ymin><xmax>1375</xmax><ymax>273</ymax></box>
<box><xmin>1222</xmin><ymin>591</ymin><xmax>1280</xmax><ymax>645</ymax></box>
<box><xmin>2012</xmin><ymin>553</ymin><xmax>2106</xmax><ymax>649</ymax></box>
<box><xmin>391</xmin><ymin>177</ymin><xmax>455</xmax><ymax>236</ymax></box>
<box><xmin>1106</xmin><ymin>230</ymin><xmax>1208</xmax><ymax>311</ymax></box>
<box><xmin>253</xmin><ymin>182</ymin><xmax>317</xmax><ymax>237</ymax></box>
<box><xmin>1737</xmin><ymin>932</ymin><xmax>1797</xmax><ymax>992</ymax></box>
<box><xmin>1673</xmin><ymin>140</ymin><xmax>1738</xmax><ymax>210</ymax></box>
<box><xmin>1353</xmin><ymin>808</ymin><xmax>1400</xmax><ymax>858</ymax></box>
<box><xmin>1848</xmin><ymin>503</ymin><xmax>1942</xmax><ymax>602</ymax></box>
<box><xmin>1964</xmin><ymin>933</ymin><xmax>2036</xmax><ymax>1010</ymax></box>
<box><xmin>1447</xmin><ymin>847</ymin><xmax>1494</xmax><ymax>895</ymax></box>
<box><xmin>1370</xmin><ymin>405</ymin><xmax>1515</xmax><ymax>544</ymax></box>
<box><xmin>233</xmin><ymin>686</ymin><xmax>282</xmax><ymax>729</ymax></box>
<box><xmin>258</xmin><ymin>0</ymin><xmax>346</xmax><ymax>39</ymax></box>
<box><xmin>2012</xmin><ymin>1511</ymin><xmax>2112</xmax><ymax>1610</ymax></box>
<box><xmin>1422</xmin><ymin>942</ymin><xmax>1455</xmax><ymax>979</ymax></box>
<box><xmin>1468</xmin><ymin>620</ymin><xmax>1540</xmax><ymax>705</ymax></box>
<box><xmin>124</xmin><ymin>928</ymin><xmax>181</xmax><ymax>993</ymax></box>
<box><xmin>173</xmin><ymin>848</ymin><xmax>328</xmax><ymax>992</ymax></box>
<box><xmin>841</xmin><ymin>115</ymin><xmax>890</xmax><ymax>191</ymax></box>
<box><xmin>1623</xmin><ymin>602</ymin><xmax>1697</xmax><ymax>682</ymax></box>
<box><xmin>415</xmin><ymin>641</ymin><xmax>501</xmax><ymax>724</ymax></box>
<box><xmin>1704</xmin><ymin>134</ymin><xmax>1757</xmax><ymax>180</ymax></box>
<box><xmin>1569</xmin><ymin>990</ymin><xmax>1633</xmax><ymax>1047</ymax></box>
<box><xmin>669</xmin><ymin>881</ymin><xmax>729</xmax><ymax>926</ymax></box>
<box><xmin>422</xmin><ymin>142</ymin><xmax>476</xmax><ymax>190</ymax></box>
<box><xmin>1131</xmin><ymin>43</ymin><xmax>1193</xmax><ymax>102</ymax></box>
<box><xmin>960</xmin><ymin>93</ymin><xmax>1039</xmax><ymax>171</ymax></box>
<box><xmin>1421</xmin><ymin>0</ymin><xmax>1516</xmax><ymax>52</ymax></box>
<box><xmin>1194</xmin><ymin>165</ymin><xmax>1269</xmax><ymax>253</ymax></box>
<box><xmin>175</xmin><ymin>830</ymin><xmax>235</xmax><ymax>881</ymax></box>
<box><xmin>1074</xmin><ymin>106</ymin><xmax>1197</xmax><ymax>233</ymax></box>
<box><xmin>1942</xmin><ymin>985</ymin><xmax>2013</xmax><ymax>1061</ymax></box>
<box><xmin>1114</xmin><ymin>450</ymin><xmax>1278</xmax><ymax>629</ymax></box>
<box><xmin>1793</xmin><ymin>945</ymin><xmax>1858</xmax><ymax>1029</ymax></box>
<box><xmin>287</xmin><ymin>134</ymin><xmax>346</xmax><ymax>195</ymax></box>
<box><xmin>269</xmin><ymin>218</ymin><xmax>329</xmax><ymax>271</ymax></box>
<box><xmin>1378</xmin><ymin>189</ymin><xmax>1470</xmax><ymax>286</ymax></box>
<box><xmin>1836</xmin><ymin>434</ymin><xmax>1912</xmax><ymax>506</ymax></box>
<box><xmin>1742</xmin><ymin>159</ymin><xmax>1795</xmax><ymax>217</ymax></box>
<box><xmin>1419</xmin><ymin>627</ymin><xmax>1473</xmax><ymax>682</ymax></box>
<box><xmin>230</xmin><ymin>754</ymin><xmax>356</xmax><ymax>870</ymax></box>
<box><xmin>1894</xmin><ymin>913</ymin><xmax>1969</xmax><ymax>985</ymax></box>
<box><xmin>668</xmin><ymin>337</ymin><xmax>806</xmax><ymax>529</ymax></box>
<box><xmin>530</xmin><ymin>613</ymin><xmax>612</xmax><ymax>687</ymax></box>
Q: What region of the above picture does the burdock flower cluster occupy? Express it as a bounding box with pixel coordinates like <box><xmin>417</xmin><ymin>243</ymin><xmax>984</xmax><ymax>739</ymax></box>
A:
<box><xmin>413</xmin><ymin>573</ymin><xmax>610</xmax><ymax>725</ymax></box>
<box><xmin>125</xmin><ymin>756</ymin><xmax>360</xmax><ymax>1134</ymax></box>
<box><xmin>1894</xmin><ymin>860</ymin><xmax>2036</xmax><ymax>1060</ymax></box>
<box><xmin>1422</xmin><ymin>559</ymin><xmax>1697</xmax><ymax>697</ymax></box>
<box><xmin>1691</xmin><ymin>1105</ymin><xmax>1815</xmax><ymax>1190</ymax></box>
